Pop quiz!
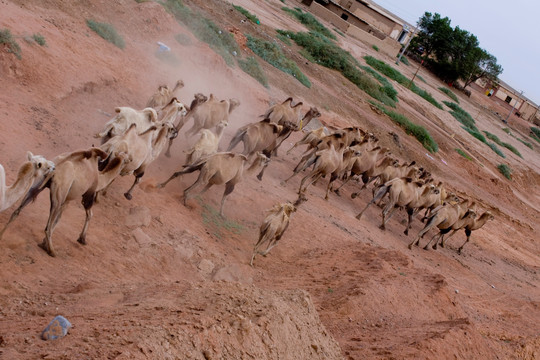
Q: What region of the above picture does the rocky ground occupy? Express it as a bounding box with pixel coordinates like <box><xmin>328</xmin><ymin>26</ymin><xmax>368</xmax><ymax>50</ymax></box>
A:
<box><xmin>0</xmin><ymin>0</ymin><xmax>539</xmax><ymax>359</ymax></box>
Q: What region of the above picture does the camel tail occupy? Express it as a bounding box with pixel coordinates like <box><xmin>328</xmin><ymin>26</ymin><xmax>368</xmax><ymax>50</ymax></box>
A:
<box><xmin>227</xmin><ymin>129</ymin><xmax>246</xmax><ymax>152</ymax></box>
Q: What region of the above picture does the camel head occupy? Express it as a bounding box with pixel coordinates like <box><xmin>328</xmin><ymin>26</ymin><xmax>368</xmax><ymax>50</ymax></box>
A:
<box><xmin>189</xmin><ymin>93</ymin><xmax>208</xmax><ymax>111</ymax></box>
<box><xmin>27</xmin><ymin>151</ymin><xmax>55</xmax><ymax>176</ymax></box>
<box><xmin>282</xmin><ymin>202</ymin><xmax>297</xmax><ymax>216</ymax></box>
<box><xmin>174</xmin><ymin>79</ymin><xmax>185</xmax><ymax>91</ymax></box>
<box><xmin>254</xmin><ymin>152</ymin><xmax>270</xmax><ymax>167</ymax></box>
<box><xmin>228</xmin><ymin>98</ymin><xmax>241</xmax><ymax>113</ymax></box>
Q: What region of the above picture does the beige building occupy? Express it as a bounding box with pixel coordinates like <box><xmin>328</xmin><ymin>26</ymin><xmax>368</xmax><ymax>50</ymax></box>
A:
<box><xmin>297</xmin><ymin>0</ymin><xmax>415</xmax><ymax>58</ymax></box>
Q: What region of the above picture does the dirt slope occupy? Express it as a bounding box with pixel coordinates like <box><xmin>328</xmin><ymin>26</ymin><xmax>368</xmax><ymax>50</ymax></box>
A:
<box><xmin>0</xmin><ymin>0</ymin><xmax>539</xmax><ymax>359</ymax></box>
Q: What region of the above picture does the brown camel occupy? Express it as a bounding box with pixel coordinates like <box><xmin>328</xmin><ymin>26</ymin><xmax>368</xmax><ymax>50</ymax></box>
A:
<box><xmin>157</xmin><ymin>97</ymin><xmax>188</xmax><ymax>126</ymax></box>
<box><xmin>250</xmin><ymin>202</ymin><xmax>297</xmax><ymax>266</ymax></box>
<box><xmin>270</xmin><ymin>107</ymin><xmax>321</xmax><ymax>156</ymax></box>
<box><xmin>146</xmin><ymin>80</ymin><xmax>184</xmax><ymax>109</ymax></box>
<box><xmin>183</xmin><ymin>94</ymin><xmax>240</xmax><ymax>137</ymax></box>
<box><xmin>409</xmin><ymin>197</ymin><xmax>472</xmax><ymax>250</ymax></box>
<box><xmin>164</xmin><ymin>93</ymin><xmax>208</xmax><ymax>157</ymax></box>
<box><xmin>95</xmin><ymin>106</ymin><xmax>158</xmax><ymax>144</ymax></box>
<box><xmin>184</xmin><ymin>120</ymin><xmax>227</xmax><ymax>165</ymax></box>
<box><xmin>436</xmin><ymin>210</ymin><xmax>494</xmax><ymax>253</ymax></box>
<box><xmin>0</xmin><ymin>152</ymin><xmax>55</xmax><ymax>212</ymax></box>
<box><xmin>295</xmin><ymin>142</ymin><xmax>347</xmax><ymax>204</ymax></box>
<box><xmin>158</xmin><ymin>152</ymin><xmax>270</xmax><ymax>216</ymax></box>
<box><xmin>31</xmin><ymin>148</ymin><xmax>127</xmax><ymax>257</ymax></box>
<box><xmin>285</xmin><ymin>126</ymin><xmax>327</xmax><ymax>155</ymax></box>
<box><xmin>261</xmin><ymin>97</ymin><xmax>303</xmax><ymax>125</ymax></box>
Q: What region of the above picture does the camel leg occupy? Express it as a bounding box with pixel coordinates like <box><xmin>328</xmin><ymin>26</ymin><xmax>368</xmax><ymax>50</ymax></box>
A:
<box><xmin>457</xmin><ymin>229</ymin><xmax>472</xmax><ymax>254</ymax></box>
<box><xmin>380</xmin><ymin>203</ymin><xmax>397</xmax><ymax>230</ymax></box>
<box><xmin>124</xmin><ymin>172</ymin><xmax>144</xmax><ymax>200</ymax></box>
<box><xmin>422</xmin><ymin>232</ymin><xmax>441</xmax><ymax>250</ymax></box>
<box><xmin>77</xmin><ymin>191</ymin><xmax>96</xmax><ymax>245</ymax></box>
<box><xmin>440</xmin><ymin>229</ymin><xmax>458</xmax><ymax>249</ymax></box>
<box><xmin>404</xmin><ymin>208</ymin><xmax>418</xmax><ymax>236</ymax></box>
<box><xmin>40</xmin><ymin>202</ymin><xmax>66</xmax><ymax>257</ymax></box>
<box><xmin>334</xmin><ymin>176</ymin><xmax>352</xmax><ymax>195</ymax></box>
<box><xmin>256</xmin><ymin>152</ymin><xmax>271</xmax><ymax>181</ymax></box>
<box><xmin>182</xmin><ymin>175</ymin><xmax>208</xmax><ymax>206</ymax></box>
<box><xmin>219</xmin><ymin>182</ymin><xmax>235</xmax><ymax>217</ymax></box>
<box><xmin>325</xmin><ymin>174</ymin><xmax>338</xmax><ymax>200</ymax></box>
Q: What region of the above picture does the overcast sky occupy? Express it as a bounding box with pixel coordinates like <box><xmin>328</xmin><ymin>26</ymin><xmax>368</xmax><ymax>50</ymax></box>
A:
<box><xmin>371</xmin><ymin>0</ymin><xmax>540</xmax><ymax>105</ymax></box>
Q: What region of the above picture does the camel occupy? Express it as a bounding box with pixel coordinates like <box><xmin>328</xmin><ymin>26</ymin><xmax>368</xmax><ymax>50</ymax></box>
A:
<box><xmin>0</xmin><ymin>152</ymin><xmax>55</xmax><ymax>212</ymax></box>
<box><xmin>436</xmin><ymin>210</ymin><xmax>494</xmax><ymax>253</ymax></box>
<box><xmin>157</xmin><ymin>97</ymin><xmax>188</xmax><ymax>126</ymax></box>
<box><xmin>285</xmin><ymin>126</ymin><xmax>327</xmax><ymax>155</ymax></box>
<box><xmin>270</xmin><ymin>107</ymin><xmax>321</xmax><ymax>156</ymax></box>
<box><xmin>227</xmin><ymin>119</ymin><xmax>284</xmax><ymax>158</ymax></box>
<box><xmin>184</xmin><ymin>120</ymin><xmax>227</xmax><ymax>165</ymax></box>
<box><xmin>164</xmin><ymin>93</ymin><xmax>208</xmax><ymax>158</ymax></box>
<box><xmin>95</xmin><ymin>106</ymin><xmax>158</xmax><ymax>144</ymax></box>
<box><xmin>15</xmin><ymin>148</ymin><xmax>127</xmax><ymax>257</ymax></box>
<box><xmin>261</xmin><ymin>97</ymin><xmax>303</xmax><ymax>125</ymax></box>
<box><xmin>250</xmin><ymin>202</ymin><xmax>297</xmax><ymax>266</ymax></box>
<box><xmin>408</xmin><ymin>197</ymin><xmax>472</xmax><ymax>250</ymax></box>
<box><xmin>355</xmin><ymin>177</ymin><xmax>435</xmax><ymax>230</ymax></box>
<box><xmin>182</xmin><ymin>94</ymin><xmax>240</xmax><ymax>138</ymax></box>
<box><xmin>157</xmin><ymin>152</ymin><xmax>270</xmax><ymax>216</ymax></box>
<box><xmin>295</xmin><ymin>142</ymin><xmax>348</xmax><ymax>204</ymax></box>
<box><xmin>146</xmin><ymin>80</ymin><xmax>184</xmax><ymax>109</ymax></box>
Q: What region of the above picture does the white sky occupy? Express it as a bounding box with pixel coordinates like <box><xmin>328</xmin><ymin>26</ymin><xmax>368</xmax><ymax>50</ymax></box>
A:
<box><xmin>371</xmin><ymin>0</ymin><xmax>540</xmax><ymax>105</ymax></box>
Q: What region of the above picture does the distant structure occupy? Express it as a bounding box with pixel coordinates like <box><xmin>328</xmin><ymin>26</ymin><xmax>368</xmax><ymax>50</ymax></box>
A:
<box><xmin>474</xmin><ymin>78</ymin><xmax>539</xmax><ymax>125</ymax></box>
<box><xmin>296</xmin><ymin>0</ymin><xmax>415</xmax><ymax>57</ymax></box>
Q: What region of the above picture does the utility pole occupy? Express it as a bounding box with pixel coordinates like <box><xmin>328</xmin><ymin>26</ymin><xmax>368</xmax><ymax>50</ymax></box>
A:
<box><xmin>504</xmin><ymin>90</ymin><xmax>524</xmax><ymax>123</ymax></box>
<box><xmin>396</xmin><ymin>25</ymin><xmax>418</xmax><ymax>65</ymax></box>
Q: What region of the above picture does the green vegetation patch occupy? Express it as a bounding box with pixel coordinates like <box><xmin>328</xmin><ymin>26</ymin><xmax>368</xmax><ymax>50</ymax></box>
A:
<box><xmin>455</xmin><ymin>148</ymin><xmax>472</xmax><ymax>160</ymax></box>
<box><xmin>484</xmin><ymin>131</ymin><xmax>522</xmax><ymax>157</ymax></box>
<box><xmin>279</xmin><ymin>30</ymin><xmax>396</xmax><ymax>106</ymax></box>
<box><xmin>502</xmin><ymin>127</ymin><xmax>511</xmax><ymax>134</ymax></box>
<box><xmin>246</xmin><ymin>35</ymin><xmax>311</xmax><ymax>88</ymax></box>
<box><xmin>174</xmin><ymin>33</ymin><xmax>193</xmax><ymax>46</ymax></box>
<box><xmin>201</xmin><ymin>202</ymin><xmax>244</xmax><ymax>239</ymax></box>
<box><xmin>238</xmin><ymin>56</ymin><xmax>268</xmax><ymax>88</ymax></box>
<box><xmin>281</xmin><ymin>7</ymin><xmax>336</xmax><ymax>40</ymax></box>
<box><xmin>439</xmin><ymin>87</ymin><xmax>459</xmax><ymax>103</ymax></box>
<box><xmin>531</xmin><ymin>127</ymin><xmax>540</xmax><ymax>143</ymax></box>
<box><xmin>372</xmin><ymin>45</ymin><xmax>379</xmax><ymax>52</ymax></box>
<box><xmin>233</xmin><ymin>5</ymin><xmax>260</xmax><ymax>24</ymax></box>
<box><xmin>86</xmin><ymin>19</ymin><xmax>125</xmax><ymax>49</ymax></box>
<box><xmin>444</xmin><ymin>101</ymin><xmax>478</xmax><ymax>131</ymax></box>
<box><xmin>373</xmin><ymin>102</ymin><xmax>438</xmax><ymax>153</ymax></box>
<box><xmin>364</xmin><ymin>56</ymin><xmax>442</xmax><ymax>109</ymax></box>
<box><xmin>487</xmin><ymin>141</ymin><xmax>505</xmax><ymax>158</ymax></box>
<box><xmin>517</xmin><ymin>138</ymin><xmax>533</xmax><ymax>149</ymax></box>
<box><xmin>0</xmin><ymin>28</ymin><xmax>22</xmax><ymax>59</ymax></box>
<box><xmin>162</xmin><ymin>0</ymin><xmax>239</xmax><ymax>66</ymax></box>
<box><xmin>32</xmin><ymin>33</ymin><xmax>46</xmax><ymax>46</ymax></box>
<box><xmin>276</xmin><ymin>30</ymin><xmax>292</xmax><ymax>45</ymax></box>
<box><xmin>497</xmin><ymin>164</ymin><xmax>512</xmax><ymax>180</ymax></box>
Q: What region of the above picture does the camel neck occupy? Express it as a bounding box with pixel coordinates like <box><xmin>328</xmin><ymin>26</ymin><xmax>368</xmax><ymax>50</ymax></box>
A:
<box><xmin>1</xmin><ymin>162</ymin><xmax>34</xmax><ymax>211</ymax></box>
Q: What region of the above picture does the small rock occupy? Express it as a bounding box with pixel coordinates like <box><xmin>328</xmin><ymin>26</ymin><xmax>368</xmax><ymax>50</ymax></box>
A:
<box><xmin>41</xmin><ymin>315</ymin><xmax>71</xmax><ymax>340</ymax></box>
<box><xmin>198</xmin><ymin>259</ymin><xmax>215</xmax><ymax>276</ymax></box>
<box><xmin>455</xmin><ymin>289</ymin><xmax>459</xmax><ymax>294</ymax></box>
<box><xmin>132</xmin><ymin>228</ymin><xmax>152</xmax><ymax>247</ymax></box>
<box><xmin>125</xmin><ymin>206</ymin><xmax>151</xmax><ymax>228</ymax></box>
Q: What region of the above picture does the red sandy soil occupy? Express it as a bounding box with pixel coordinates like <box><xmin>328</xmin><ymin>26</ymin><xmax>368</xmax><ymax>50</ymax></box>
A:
<box><xmin>0</xmin><ymin>0</ymin><xmax>539</xmax><ymax>359</ymax></box>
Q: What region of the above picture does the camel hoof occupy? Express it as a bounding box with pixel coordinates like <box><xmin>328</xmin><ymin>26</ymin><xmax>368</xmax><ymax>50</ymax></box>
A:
<box><xmin>432</xmin><ymin>244</ymin><xmax>438</xmax><ymax>250</ymax></box>
<box><xmin>379</xmin><ymin>225</ymin><xmax>385</xmax><ymax>231</ymax></box>
<box><xmin>351</xmin><ymin>193</ymin><xmax>358</xmax><ymax>199</ymax></box>
<box><xmin>77</xmin><ymin>237</ymin><xmax>87</xmax><ymax>245</ymax></box>
<box><xmin>256</xmin><ymin>174</ymin><xmax>263</xmax><ymax>181</ymax></box>
<box><xmin>403</xmin><ymin>230</ymin><xmax>409</xmax><ymax>236</ymax></box>
<box><xmin>423</xmin><ymin>245</ymin><xmax>430</xmax><ymax>250</ymax></box>
<box><xmin>124</xmin><ymin>192</ymin><xmax>133</xmax><ymax>200</ymax></box>
<box><xmin>407</xmin><ymin>244</ymin><xmax>413</xmax><ymax>250</ymax></box>
<box><xmin>334</xmin><ymin>189</ymin><xmax>341</xmax><ymax>196</ymax></box>
<box><xmin>156</xmin><ymin>183</ymin><xmax>164</xmax><ymax>189</ymax></box>
<box><xmin>165</xmin><ymin>152</ymin><xmax>171</xmax><ymax>158</ymax></box>
<box><xmin>280</xmin><ymin>181</ymin><xmax>287</xmax><ymax>187</ymax></box>
<box><xmin>38</xmin><ymin>242</ymin><xmax>56</xmax><ymax>257</ymax></box>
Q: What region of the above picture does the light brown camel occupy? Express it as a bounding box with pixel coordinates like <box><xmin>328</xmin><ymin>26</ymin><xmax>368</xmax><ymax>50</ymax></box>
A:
<box><xmin>270</xmin><ymin>107</ymin><xmax>321</xmax><ymax>156</ymax></box>
<box><xmin>436</xmin><ymin>210</ymin><xmax>494</xmax><ymax>253</ymax></box>
<box><xmin>146</xmin><ymin>80</ymin><xmax>184</xmax><ymax>109</ymax></box>
<box><xmin>164</xmin><ymin>93</ymin><xmax>208</xmax><ymax>158</ymax></box>
<box><xmin>261</xmin><ymin>97</ymin><xmax>303</xmax><ymax>125</ymax></box>
<box><xmin>157</xmin><ymin>152</ymin><xmax>270</xmax><ymax>216</ymax></box>
<box><xmin>408</xmin><ymin>197</ymin><xmax>472</xmax><ymax>250</ymax></box>
<box><xmin>184</xmin><ymin>120</ymin><xmax>227</xmax><ymax>165</ymax></box>
<box><xmin>0</xmin><ymin>152</ymin><xmax>55</xmax><ymax>212</ymax></box>
<box><xmin>183</xmin><ymin>94</ymin><xmax>240</xmax><ymax>138</ymax></box>
<box><xmin>95</xmin><ymin>106</ymin><xmax>158</xmax><ymax>144</ymax></box>
<box><xmin>157</xmin><ymin>97</ymin><xmax>188</xmax><ymax>126</ymax></box>
<box><xmin>32</xmin><ymin>148</ymin><xmax>127</xmax><ymax>257</ymax></box>
<box><xmin>295</xmin><ymin>142</ymin><xmax>347</xmax><ymax>204</ymax></box>
<box><xmin>355</xmin><ymin>177</ymin><xmax>435</xmax><ymax>230</ymax></box>
<box><xmin>285</xmin><ymin>126</ymin><xmax>327</xmax><ymax>155</ymax></box>
<box><xmin>250</xmin><ymin>202</ymin><xmax>297</xmax><ymax>266</ymax></box>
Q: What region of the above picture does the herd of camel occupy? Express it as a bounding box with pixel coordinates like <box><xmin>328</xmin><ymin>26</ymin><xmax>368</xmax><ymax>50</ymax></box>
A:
<box><xmin>0</xmin><ymin>79</ymin><xmax>494</xmax><ymax>264</ymax></box>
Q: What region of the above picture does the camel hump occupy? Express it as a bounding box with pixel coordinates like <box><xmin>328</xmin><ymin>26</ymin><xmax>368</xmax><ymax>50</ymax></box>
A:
<box><xmin>282</xmin><ymin>97</ymin><xmax>293</xmax><ymax>104</ymax></box>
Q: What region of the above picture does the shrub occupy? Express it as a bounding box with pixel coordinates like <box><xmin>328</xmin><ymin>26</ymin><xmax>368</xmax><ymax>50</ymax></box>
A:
<box><xmin>32</xmin><ymin>33</ymin><xmax>46</xmax><ymax>46</ymax></box>
<box><xmin>397</xmin><ymin>56</ymin><xmax>409</xmax><ymax>66</ymax></box>
<box><xmin>238</xmin><ymin>56</ymin><xmax>268</xmax><ymax>87</ymax></box>
<box><xmin>364</xmin><ymin>55</ymin><xmax>442</xmax><ymax>109</ymax></box>
<box><xmin>374</xmin><ymin>103</ymin><xmax>438</xmax><ymax>152</ymax></box>
<box><xmin>463</xmin><ymin>126</ymin><xmax>486</xmax><ymax>143</ymax></box>
<box><xmin>455</xmin><ymin>148</ymin><xmax>472</xmax><ymax>160</ymax></box>
<box><xmin>501</xmin><ymin>142</ymin><xmax>522</xmax><ymax>158</ymax></box>
<box><xmin>372</xmin><ymin>45</ymin><xmax>379</xmax><ymax>52</ymax></box>
<box><xmin>497</xmin><ymin>164</ymin><xmax>512</xmax><ymax>180</ymax></box>
<box><xmin>483</xmin><ymin>131</ymin><xmax>503</xmax><ymax>145</ymax></box>
<box><xmin>162</xmin><ymin>0</ymin><xmax>239</xmax><ymax>66</ymax></box>
<box><xmin>334</xmin><ymin>28</ymin><xmax>345</xmax><ymax>37</ymax></box>
<box><xmin>417</xmin><ymin>74</ymin><xmax>427</xmax><ymax>83</ymax></box>
<box><xmin>276</xmin><ymin>31</ymin><xmax>292</xmax><ymax>45</ymax></box>
<box><xmin>279</xmin><ymin>30</ymin><xmax>395</xmax><ymax>106</ymax></box>
<box><xmin>444</xmin><ymin>101</ymin><xmax>478</xmax><ymax>131</ymax></box>
<box><xmin>233</xmin><ymin>5</ymin><xmax>260</xmax><ymax>24</ymax></box>
<box><xmin>487</xmin><ymin>142</ymin><xmax>505</xmax><ymax>158</ymax></box>
<box><xmin>439</xmin><ymin>87</ymin><xmax>459</xmax><ymax>103</ymax></box>
<box><xmin>0</xmin><ymin>28</ymin><xmax>22</xmax><ymax>59</ymax></box>
<box><xmin>517</xmin><ymin>138</ymin><xmax>533</xmax><ymax>149</ymax></box>
<box><xmin>281</xmin><ymin>7</ymin><xmax>336</xmax><ymax>40</ymax></box>
<box><xmin>86</xmin><ymin>19</ymin><xmax>125</xmax><ymax>49</ymax></box>
<box><xmin>502</xmin><ymin>127</ymin><xmax>511</xmax><ymax>134</ymax></box>
<box><xmin>246</xmin><ymin>35</ymin><xmax>311</xmax><ymax>88</ymax></box>
<box><xmin>531</xmin><ymin>127</ymin><xmax>540</xmax><ymax>143</ymax></box>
